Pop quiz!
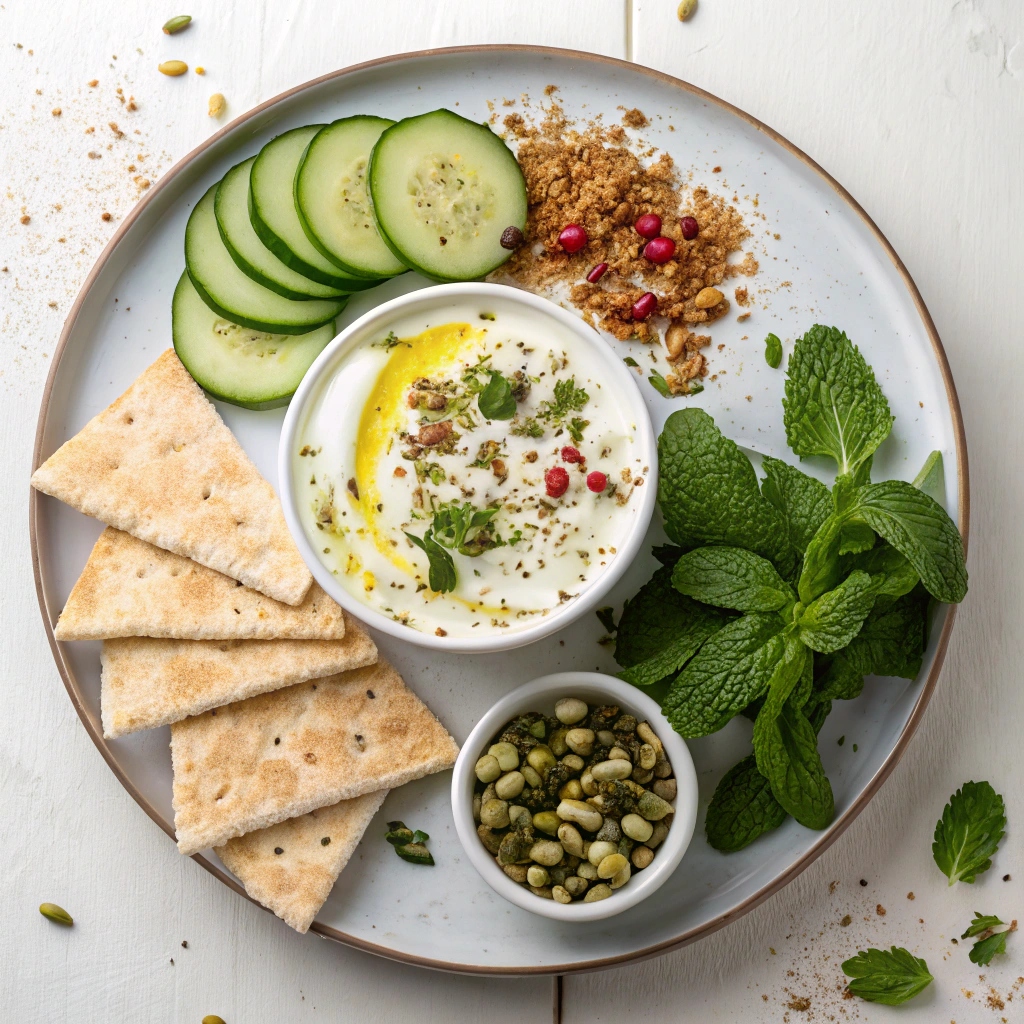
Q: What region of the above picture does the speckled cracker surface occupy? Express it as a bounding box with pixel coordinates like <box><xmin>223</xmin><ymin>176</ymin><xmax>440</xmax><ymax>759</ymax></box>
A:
<box><xmin>100</xmin><ymin>613</ymin><xmax>377</xmax><ymax>738</ymax></box>
<box><xmin>31</xmin><ymin>349</ymin><xmax>312</xmax><ymax>605</ymax></box>
<box><xmin>170</xmin><ymin>660</ymin><xmax>459</xmax><ymax>855</ymax></box>
<box><xmin>217</xmin><ymin>790</ymin><xmax>387</xmax><ymax>933</ymax></box>
<box><xmin>57</xmin><ymin>528</ymin><xmax>346</xmax><ymax>641</ymax></box>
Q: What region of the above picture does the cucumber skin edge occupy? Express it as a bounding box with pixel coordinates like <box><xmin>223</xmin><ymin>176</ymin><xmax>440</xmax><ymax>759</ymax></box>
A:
<box><xmin>185</xmin><ymin>267</ymin><xmax>346</xmax><ymax>336</ymax></box>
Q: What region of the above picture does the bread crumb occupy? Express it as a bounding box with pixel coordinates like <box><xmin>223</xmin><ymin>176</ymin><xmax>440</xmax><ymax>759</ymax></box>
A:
<box><xmin>712</xmin><ymin>165</ymin><xmax>722</xmax><ymax>173</ymax></box>
<box><xmin>621</xmin><ymin>106</ymin><xmax>649</xmax><ymax>128</ymax></box>
<box><xmin>51</xmin><ymin>107</ymin><xmax>61</xmax><ymax>116</ymax></box>
<box><xmin>101</xmin><ymin>212</ymin><xmax>112</xmax><ymax>221</ymax></box>
<box><xmin>876</xmin><ymin>904</ymin><xmax>886</xmax><ymax>916</ymax></box>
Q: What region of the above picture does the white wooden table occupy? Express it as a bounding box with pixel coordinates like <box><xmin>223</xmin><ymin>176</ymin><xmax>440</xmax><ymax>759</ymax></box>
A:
<box><xmin>2</xmin><ymin>1</ymin><xmax>1021</xmax><ymax>1020</ymax></box>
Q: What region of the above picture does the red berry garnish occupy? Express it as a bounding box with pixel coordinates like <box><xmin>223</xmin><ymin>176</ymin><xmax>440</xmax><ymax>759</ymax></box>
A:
<box><xmin>560</xmin><ymin>446</ymin><xmax>585</xmax><ymax>464</ymax></box>
<box><xmin>680</xmin><ymin>216</ymin><xmax>699</xmax><ymax>240</ymax></box>
<box><xmin>545</xmin><ymin>466</ymin><xmax>570</xmax><ymax>498</ymax></box>
<box><xmin>643</xmin><ymin>237</ymin><xmax>676</xmax><ymax>264</ymax></box>
<box><xmin>634</xmin><ymin>213</ymin><xmax>662</xmax><ymax>239</ymax></box>
<box><xmin>586</xmin><ymin>262</ymin><xmax>608</xmax><ymax>283</ymax></box>
<box><xmin>632</xmin><ymin>292</ymin><xmax>657</xmax><ymax>320</ymax></box>
<box><xmin>558</xmin><ymin>224</ymin><xmax>588</xmax><ymax>254</ymax></box>
<box><xmin>586</xmin><ymin>471</ymin><xmax>608</xmax><ymax>493</ymax></box>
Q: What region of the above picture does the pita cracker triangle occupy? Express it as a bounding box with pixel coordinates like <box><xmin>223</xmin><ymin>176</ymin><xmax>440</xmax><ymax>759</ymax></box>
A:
<box><xmin>32</xmin><ymin>349</ymin><xmax>311</xmax><ymax>605</ymax></box>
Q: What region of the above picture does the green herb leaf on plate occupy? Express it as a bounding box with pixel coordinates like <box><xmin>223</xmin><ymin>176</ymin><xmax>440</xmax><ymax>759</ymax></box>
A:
<box><xmin>841</xmin><ymin>947</ymin><xmax>933</xmax><ymax>1005</ymax></box>
<box><xmin>623</xmin><ymin>356</ymin><xmax>640</xmax><ymax>367</ymax></box>
<box><xmin>783</xmin><ymin>324</ymin><xmax>894</xmax><ymax>478</ymax></box>
<box><xmin>405</xmin><ymin>529</ymin><xmax>457</xmax><ymax>594</ymax></box>
<box><xmin>933</xmin><ymin>781</ymin><xmax>1006</xmax><ymax>884</ymax></box>
<box><xmin>705</xmin><ymin>754</ymin><xmax>787</xmax><ymax>852</ymax></box>
<box><xmin>764</xmin><ymin>332</ymin><xmax>783</xmax><ymax>369</ymax></box>
<box><xmin>663</xmin><ymin>613</ymin><xmax>787</xmax><ymax>737</ymax></box>
<box><xmin>912</xmin><ymin>448</ymin><xmax>945</xmax><ymax>501</ymax></box>
<box><xmin>658</xmin><ymin>408</ymin><xmax>795</xmax><ymax>575</ymax></box>
<box><xmin>648</xmin><ymin>369</ymin><xmax>672</xmax><ymax>398</ymax></box>
<box><xmin>797</xmin><ymin>570</ymin><xmax>877</xmax><ymax>654</ymax></box>
<box><xmin>760</xmin><ymin>457</ymin><xmax>832</xmax><ymax>554</ymax></box>
<box><xmin>477</xmin><ymin>370</ymin><xmax>517</xmax><ymax>420</ymax></box>
<box><xmin>385</xmin><ymin>821</ymin><xmax>435</xmax><ymax>866</ymax></box>
<box><xmin>672</xmin><ymin>545</ymin><xmax>795</xmax><ymax>613</ymax></box>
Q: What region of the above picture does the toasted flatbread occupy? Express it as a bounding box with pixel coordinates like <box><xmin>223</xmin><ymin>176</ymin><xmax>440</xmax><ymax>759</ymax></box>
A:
<box><xmin>31</xmin><ymin>349</ymin><xmax>311</xmax><ymax>605</ymax></box>
<box><xmin>217</xmin><ymin>790</ymin><xmax>388</xmax><ymax>933</ymax></box>
<box><xmin>57</xmin><ymin>528</ymin><xmax>346</xmax><ymax>642</ymax></box>
<box><xmin>100</xmin><ymin>613</ymin><xmax>376</xmax><ymax>738</ymax></box>
<box><xmin>171</xmin><ymin>660</ymin><xmax>459</xmax><ymax>855</ymax></box>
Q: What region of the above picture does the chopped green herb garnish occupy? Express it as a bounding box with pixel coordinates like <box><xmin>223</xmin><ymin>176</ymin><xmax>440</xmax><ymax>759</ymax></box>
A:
<box><xmin>373</xmin><ymin>330</ymin><xmax>409</xmax><ymax>350</ymax></box>
<box><xmin>624</xmin><ymin>356</ymin><xmax>640</xmax><ymax>367</ymax></box>
<box><xmin>385</xmin><ymin>821</ymin><xmax>435</xmax><ymax>866</ymax></box>
<box><xmin>479</xmin><ymin>312</ymin><xmax>496</xmax><ymax>321</ymax></box>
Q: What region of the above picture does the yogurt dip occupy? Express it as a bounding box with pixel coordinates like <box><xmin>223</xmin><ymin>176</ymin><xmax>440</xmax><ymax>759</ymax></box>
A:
<box><xmin>286</xmin><ymin>288</ymin><xmax>653</xmax><ymax>643</ymax></box>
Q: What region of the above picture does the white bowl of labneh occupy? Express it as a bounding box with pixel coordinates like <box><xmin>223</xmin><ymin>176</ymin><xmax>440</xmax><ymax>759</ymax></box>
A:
<box><xmin>451</xmin><ymin>672</ymin><xmax>698</xmax><ymax>921</ymax></box>
<box><xmin>279</xmin><ymin>282</ymin><xmax>657</xmax><ymax>653</ymax></box>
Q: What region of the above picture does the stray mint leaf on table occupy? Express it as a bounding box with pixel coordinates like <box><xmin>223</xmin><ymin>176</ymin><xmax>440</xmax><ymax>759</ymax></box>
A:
<box><xmin>783</xmin><ymin>324</ymin><xmax>894</xmax><ymax>478</ymax></box>
<box><xmin>764</xmin><ymin>332</ymin><xmax>783</xmax><ymax>369</ymax></box>
<box><xmin>841</xmin><ymin>946</ymin><xmax>933</xmax><ymax>1005</ymax></box>
<box><xmin>933</xmin><ymin>781</ymin><xmax>1006</xmax><ymax>884</ymax></box>
<box><xmin>962</xmin><ymin>912</ymin><xmax>1015</xmax><ymax>966</ymax></box>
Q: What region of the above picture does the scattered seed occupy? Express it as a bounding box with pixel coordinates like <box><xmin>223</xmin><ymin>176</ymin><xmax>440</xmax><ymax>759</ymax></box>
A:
<box><xmin>694</xmin><ymin>286</ymin><xmax>724</xmax><ymax>309</ymax></box>
<box><xmin>201</xmin><ymin>1017</ymin><xmax>226</xmax><ymax>1024</ymax></box>
<box><xmin>162</xmin><ymin>15</ymin><xmax>192</xmax><ymax>35</ymax></box>
<box><xmin>208</xmin><ymin>93</ymin><xmax>226</xmax><ymax>118</ymax></box>
<box><xmin>859</xmin><ymin>879</ymin><xmax>867</xmax><ymax>886</ymax></box>
<box><xmin>101</xmin><ymin>212</ymin><xmax>111</xmax><ymax>222</ymax></box>
<box><xmin>195</xmin><ymin>66</ymin><xmax>206</xmax><ymax>75</ymax></box>
<box><xmin>51</xmin><ymin>107</ymin><xmax>61</xmax><ymax>117</ymax></box>
<box><xmin>88</xmin><ymin>79</ymin><xmax>98</xmax><ymax>87</ymax></box>
<box><xmin>158</xmin><ymin>60</ymin><xmax>188</xmax><ymax>76</ymax></box>
<box><xmin>677</xmin><ymin>0</ymin><xmax>697</xmax><ymax>19</ymax></box>
<box><xmin>39</xmin><ymin>902</ymin><xmax>73</xmax><ymax>925</ymax></box>
<box><xmin>19</xmin><ymin>215</ymin><xmax>30</xmax><ymax>225</ymax></box>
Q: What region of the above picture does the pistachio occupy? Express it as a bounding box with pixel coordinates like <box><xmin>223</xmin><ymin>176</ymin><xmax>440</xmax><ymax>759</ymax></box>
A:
<box><xmin>529</xmin><ymin>840</ymin><xmax>565</xmax><ymax>866</ymax></box>
<box><xmin>520</xmin><ymin>764</ymin><xmax>543</xmax><ymax>789</ymax></box>
<box><xmin>637</xmin><ymin>790</ymin><xmax>674</xmax><ymax>821</ymax></box>
<box><xmin>549</xmin><ymin>865</ymin><xmax>570</xmax><ymax>886</ymax></box>
<box><xmin>495</xmin><ymin>771</ymin><xmax>525</xmax><ymax>800</ymax></box>
<box><xmin>694</xmin><ymin>286</ymin><xmax>724</xmax><ymax>309</ymax></box>
<box><xmin>597</xmin><ymin>853</ymin><xmax>628</xmax><ymax>879</ymax></box>
<box><xmin>617</xmin><ymin>836</ymin><xmax>635</xmax><ymax>858</ymax></box>
<box><xmin>564</xmin><ymin>875</ymin><xmax>589</xmax><ymax>897</ymax></box>
<box><xmin>498</xmin><ymin>828</ymin><xmax>533</xmax><ymax>864</ymax></box>
<box><xmin>475</xmin><ymin>754</ymin><xmax>501</xmax><ymax>783</ymax></box>
<box><xmin>555</xmin><ymin>697</ymin><xmax>588</xmax><ymax>725</ymax></box>
<box><xmin>632</xmin><ymin>767</ymin><xmax>655</xmax><ymax>785</ymax></box>
<box><xmin>528</xmin><ymin>884</ymin><xmax>554</xmax><ymax>899</ymax></box>
<box><xmin>532</xmin><ymin>810</ymin><xmax>561</xmax><ymax>835</ymax></box>
<box><xmin>158</xmin><ymin>60</ymin><xmax>189</xmax><ymax>76</ymax></box>
<box><xmin>162</xmin><ymin>15</ymin><xmax>193</xmax><ymax>34</ymax></box>
<box><xmin>608</xmin><ymin>746</ymin><xmax>631</xmax><ymax>763</ymax></box>
<box><xmin>488</xmin><ymin>742</ymin><xmax>520</xmax><ymax>772</ymax></box>
<box><xmin>580</xmin><ymin>769</ymin><xmax>598</xmax><ymax>796</ymax></box>
<box><xmin>631</xmin><ymin>845</ymin><xmax>655</xmax><ymax>870</ymax></box>
<box><xmin>646</xmin><ymin>820</ymin><xmax>670</xmax><ymax>849</ymax></box>
<box><xmin>677</xmin><ymin>0</ymin><xmax>697</xmax><ymax>20</ymax></box>
<box><xmin>557</xmin><ymin>822</ymin><xmax>585</xmax><ymax>857</ymax></box>
<box><xmin>636</xmin><ymin>721</ymin><xmax>664</xmax><ymax>753</ymax></box>
<box><xmin>528</xmin><ymin>719</ymin><xmax>547</xmax><ymax>739</ymax></box>
<box><xmin>577</xmin><ymin>861</ymin><xmax>599</xmax><ymax>880</ymax></box>
<box><xmin>481</xmin><ymin>782</ymin><xmax>497</xmax><ymax>805</ymax></box>
<box><xmin>527</xmin><ymin>865</ymin><xmax>550</xmax><ymax>887</ymax></box>
<box><xmin>480</xmin><ymin>798</ymin><xmax>510</xmax><ymax>828</ymax></box>
<box><xmin>615</xmin><ymin>714</ymin><xmax>638</xmax><ymax>733</ymax></box>
<box><xmin>508</xmin><ymin>804</ymin><xmax>532</xmax><ymax>828</ymax></box>
<box><xmin>208</xmin><ymin>93</ymin><xmax>226</xmax><ymax>119</ymax></box>
<box><xmin>472</xmin><ymin>792</ymin><xmax>482</xmax><ymax>822</ymax></box>
<box><xmin>565</xmin><ymin>728</ymin><xmax>595</xmax><ymax>756</ymax></box>
<box><xmin>561</xmin><ymin>753</ymin><xmax>585</xmax><ymax>774</ymax></box>
<box><xmin>587</xmin><ymin>840</ymin><xmax>618</xmax><ymax>867</ymax></box>
<box><xmin>477</xmin><ymin>824</ymin><xmax>502</xmax><ymax>855</ymax></box>
<box><xmin>552</xmin><ymin>885</ymin><xmax>572</xmax><ymax>904</ymax></box>
<box><xmin>557</xmin><ymin>799</ymin><xmax>603</xmax><ymax>832</ymax></box>
<box><xmin>548</xmin><ymin>727</ymin><xmax>569</xmax><ymax>756</ymax></box>
<box><xmin>592</xmin><ymin>758</ymin><xmax>633</xmax><ymax>782</ymax></box>
<box><xmin>583</xmin><ymin>883</ymin><xmax>613</xmax><ymax>902</ymax></box>
<box><xmin>596</xmin><ymin>729</ymin><xmax>616</xmax><ymax>747</ymax></box>
<box><xmin>39</xmin><ymin>903</ymin><xmax>73</xmax><ymax>926</ymax></box>
<box><xmin>609</xmin><ymin>862</ymin><xmax>632</xmax><ymax>889</ymax></box>
<box><xmin>503</xmin><ymin>863</ymin><xmax>529</xmax><ymax>883</ymax></box>
<box><xmin>638</xmin><ymin>743</ymin><xmax>657</xmax><ymax>770</ymax></box>
<box><xmin>558</xmin><ymin>779</ymin><xmax>584</xmax><ymax>801</ymax></box>
<box><xmin>621</xmin><ymin>813</ymin><xmax>654</xmax><ymax>842</ymax></box>
<box><xmin>652</xmin><ymin>778</ymin><xmax>677</xmax><ymax>802</ymax></box>
<box><xmin>653</xmin><ymin>758</ymin><xmax>673</xmax><ymax>778</ymax></box>
<box><xmin>526</xmin><ymin>744</ymin><xmax>556</xmax><ymax>774</ymax></box>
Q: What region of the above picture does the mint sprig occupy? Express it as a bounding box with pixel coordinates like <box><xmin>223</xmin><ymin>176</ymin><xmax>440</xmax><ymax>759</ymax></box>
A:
<box><xmin>962</xmin><ymin>912</ymin><xmax>1015</xmax><ymax>966</ymax></box>
<box><xmin>933</xmin><ymin>781</ymin><xmax>1006</xmax><ymax>885</ymax></box>
<box><xmin>841</xmin><ymin>947</ymin><xmax>933</xmax><ymax>1005</ymax></box>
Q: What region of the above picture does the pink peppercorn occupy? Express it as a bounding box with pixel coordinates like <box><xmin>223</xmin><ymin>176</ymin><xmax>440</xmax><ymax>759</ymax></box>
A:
<box><xmin>643</xmin><ymin>236</ymin><xmax>676</xmax><ymax>264</ymax></box>
<box><xmin>680</xmin><ymin>216</ymin><xmax>699</xmax><ymax>240</ymax></box>
<box><xmin>545</xmin><ymin>466</ymin><xmax>570</xmax><ymax>498</ymax></box>
<box><xmin>586</xmin><ymin>471</ymin><xmax>608</xmax><ymax>493</ymax></box>
<box><xmin>586</xmin><ymin>262</ymin><xmax>608</xmax><ymax>283</ymax></box>
<box><xmin>634</xmin><ymin>213</ymin><xmax>662</xmax><ymax>239</ymax></box>
<box><xmin>632</xmin><ymin>292</ymin><xmax>657</xmax><ymax>320</ymax></box>
<box><xmin>558</xmin><ymin>224</ymin><xmax>588</xmax><ymax>254</ymax></box>
<box><xmin>560</xmin><ymin>445</ymin><xmax>585</xmax><ymax>464</ymax></box>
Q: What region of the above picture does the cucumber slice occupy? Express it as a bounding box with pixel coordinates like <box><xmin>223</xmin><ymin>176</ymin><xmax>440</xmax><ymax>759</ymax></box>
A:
<box><xmin>367</xmin><ymin>108</ymin><xmax>527</xmax><ymax>282</ymax></box>
<box><xmin>216</xmin><ymin>157</ymin><xmax>346</xmax><ymax>300</ymax></box>
<box><xmin>295</xmin><ymin>116</ymin><xmax>407</xmax><ymax>279</ymax></box>
<box><xmin>185</xmin><ymin>184</ymin><xmax>346</xmax><ymax>334</ymax></box>
<box><xmin>172</xmin><ymin>272</ymin><xmax>335</xmax><ymax>410</ymax></box>
<box><xmin>250</xmin><ymin>126</ymin><xmax>382</xmax><ymax>290</ymax></box>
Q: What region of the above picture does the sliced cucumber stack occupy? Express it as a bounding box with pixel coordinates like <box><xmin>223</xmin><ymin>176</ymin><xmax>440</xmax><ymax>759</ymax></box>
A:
<box><xmin>186</xmin><ymin>184</ymin><xmax>346</xmax><ymax>334</ymax></box>
<box><xmin>172</xmin><ymin>272</ymin><xmax>335</xmax><ymax>410</ymax></box>
<box><xmin>250</xmin><ymin>126</ymin><xmax>381</xmax><ymax>291</ymax></box>
<box><xmin>295</xmin><ymin>116</ymin><xmax>408</xmax><ymax>280</ymax></box>
<box><xmin>216</xmin><ymin>157</ymin><xmax>346</xmax><ymax>301</ymax></box>
<box><xmin>367</xmin><ymin>108</ymin><xmax>527</xmax><ymax>282</ymax></box>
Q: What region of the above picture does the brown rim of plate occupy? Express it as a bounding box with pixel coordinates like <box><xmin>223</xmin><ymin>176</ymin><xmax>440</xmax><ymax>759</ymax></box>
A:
<box><xmin>29</xmin><ymin>44</ymin><xmax>969</xmax><ymax>976</ymax></box>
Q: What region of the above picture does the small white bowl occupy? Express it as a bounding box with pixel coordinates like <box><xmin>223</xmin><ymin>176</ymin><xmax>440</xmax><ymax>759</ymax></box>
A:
<box><xmin>451</xmin><ymin>671</ymin><xmax>698</xmax><ymax>922</ymax></box>
<box><xmin>278</xmin><ymin>282</ymin><xmax>657</xmax><ymax>654</ymax></box>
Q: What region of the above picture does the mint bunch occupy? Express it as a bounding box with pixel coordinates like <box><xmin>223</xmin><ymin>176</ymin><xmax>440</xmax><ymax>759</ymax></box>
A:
<box><xmin>614</xmin><ymin>324</ymin><xmax>968</xmax><ymax>849</ymax></box>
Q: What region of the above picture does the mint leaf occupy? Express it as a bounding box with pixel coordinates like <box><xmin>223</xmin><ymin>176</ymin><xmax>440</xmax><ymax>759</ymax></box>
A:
<box><xmin>658</xmin><ymin>409</ymin><xmax>795</xmax><ymax>575</ymax></box>
<box><xmin>783</xmin><ymin>325</ymin><xmax>894</xmax><ymax>477</ymax></box>
<box><xmin>933</xmin><ymin>781</ymin><xmax>1006</xmax><ymax>884</ymax></box>
<box><xmin>760</xmin><ymin>457</ymin><xmax>832</xmax><ymax>554</ymax></box>
<box><xmin>672</xmin><ymin>545</ymin><xmax>795</xmax><ymax>613</ymax></box>
<box><xmin>764</xmin><ymin>332</ymin><xmax>783</xmax><ymax>369</ymax></box>
<box><xmin>969</xmin><ymin>929</ymin><xmax>1010</xmax><ymax>966</ymax></box>
<box><xmin>847</xmin><ymin>544</ymin><xmax>920</xmax><ymax>601</ymax></box>
<box><xmin>962</xmin><ymin>911</ymin><xmax>1004</xmax><ymax>938</ymax></box>
<box><xmin>798</xmin><ymin>514</ymin><xmax>845</xmax><ymax>604</ymax></box>
<box><xmin>477</xmin><ymin>371</ymin><xmax>516</xmax><ymax>420</ymax></box>
<box><xmin>853</xmin><ymin>480</ymin><xmax>967</xmax><ymax>603</ymax></box>
<box><xmin>837</xmin><ymin>520</ymin><xmax>875</xmax><ymax>556</ymax></box>
<box><xmin>841</xmin><ymin>947</ymin><xmax>933</xmax><ymax>1005</ymax></box>
<box><xmin>405</xmin><ymin>530</ymin><xmax>457</xmax><ymax>593</ymax></box>
<box><xmin>797</xmin><ymin>570</ymin><xmax>877</xmax><ymax>654</ymax></box>
<box><xmin>705</xmin><ymin>754</ymin><xmax>787</xmax><ymax>852</ymax></box>
<box><xmin>647</xmin><ymin>370</ymin><xmax>672</xmax><ymax>398</ymax></box>
<box><xmin>615</xmin><ymin>564</ymin><xmax>729</xmax><ymax>687</ymax></box>
<box><xmin>913</xmin><ymin>449</ymin><xmax>945</xmax><ymax>502</ymax></box>
<box><xmin>664</xmin><ymin>614</ymin><xmax>786</xmax><ymax>737</ymax></box>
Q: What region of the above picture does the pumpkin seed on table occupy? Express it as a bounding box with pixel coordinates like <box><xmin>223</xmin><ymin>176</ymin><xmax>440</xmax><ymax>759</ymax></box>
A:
<box><xmin>208</xmin><ymin>93</ymin><xmax>226</xmax><ymax>119</ymax></box>
<box><xmin>677</xmin><ymin>0</ymin><xmax>697</xmax><ymax>20</ymax></box>
<box><xmin>158</xmin><ymin>60</ymin><xmax>188</xmax><ymax>76</ymax></box>
<box><xmin>39</xmin><ymin>902</ymin><xmax>73</xmax><ymax>926</ymax></box>
<box><xmin>162</xmin><ymin>15</ymin><xmax>192</xmax><ymax>34</ymax></box>
<box><xmin>202</xmin><ymin>1017</ymin><xmax>226</xmax><ymax>1024</ymax></box>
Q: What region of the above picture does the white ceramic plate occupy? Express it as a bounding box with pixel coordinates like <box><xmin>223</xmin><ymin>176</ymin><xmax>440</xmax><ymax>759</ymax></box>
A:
<box><xmin>31</xmin><ymin>46</ymin><xmax>967</xmax><ymax>975</ymax></box>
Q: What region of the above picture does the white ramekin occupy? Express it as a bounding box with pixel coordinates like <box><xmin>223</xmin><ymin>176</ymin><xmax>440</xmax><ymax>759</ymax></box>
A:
<box><xmin>450</xmin><ymin>672</ymin><xmax>698</xmax><ymax>922</ymax></box>
<box><xmin>278</xmin><ymin>282</ymin><xmax>657</xmax><ymax>654</ymax></box>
